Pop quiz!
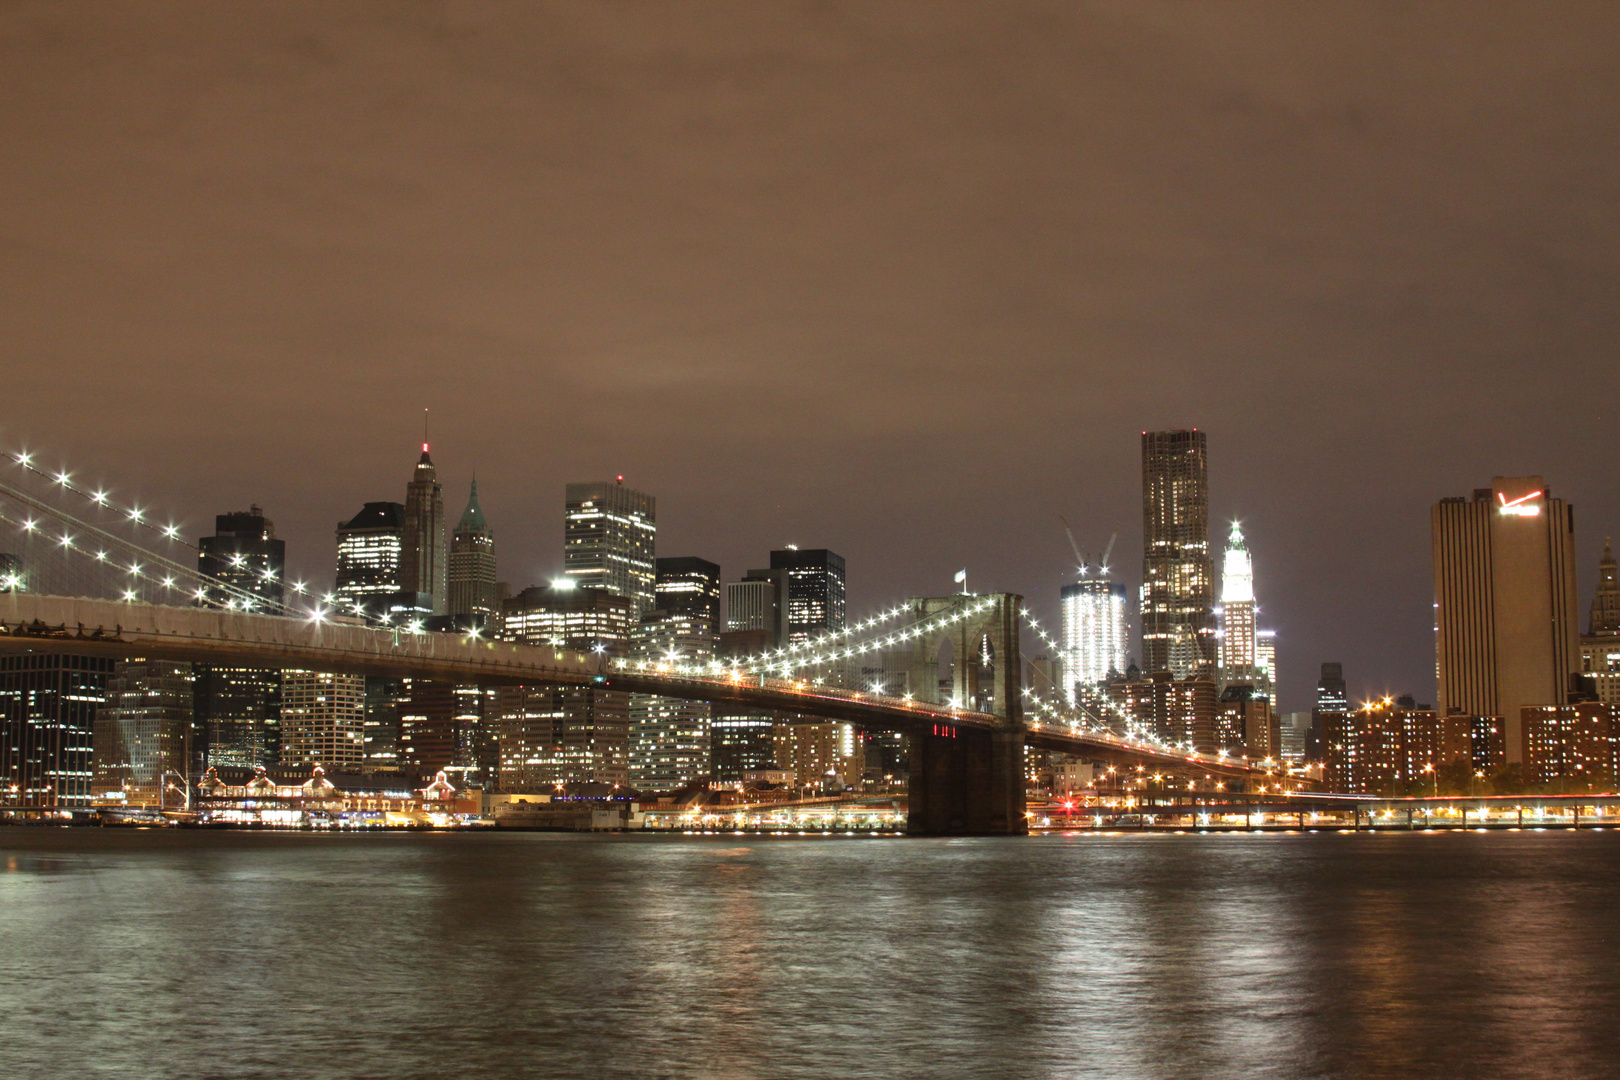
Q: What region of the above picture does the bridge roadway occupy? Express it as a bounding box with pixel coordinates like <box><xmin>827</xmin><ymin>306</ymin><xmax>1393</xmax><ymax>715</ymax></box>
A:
<box><xmin>0</xmin><ymin>594</ymin><xmax>1256</xmax><ymax>780</ymax></box>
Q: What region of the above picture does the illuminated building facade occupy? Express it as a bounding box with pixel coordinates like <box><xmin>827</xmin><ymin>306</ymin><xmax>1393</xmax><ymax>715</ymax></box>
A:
<box><xmin>770</xmin><ymin>548</ymin><xmax>846</xmax><ymax>644</ymax></box>
<box><xmin>195</xmin><ymin>507</ymin><xmax>285</xmax><ymax>770</ymax></box>
<box><xmin>0</xmin><ymin>653</ymin><xmax>111</xmax><ymax>807</ymax></box>
<box><xmin>1522</xmin><ymin>704</ymin><xmax>1616</xmax><ymax>788</ymax></box>
<box><xmin>726</xmin><ymin>570</ymin><xmax>787</xmax><ymax>642</ymax></box>
<box><xmin>564</xmin><ymin>480</ymin><xmax>656</xmax><ymax>613</ymax></box>
<box><xmin>91</xmin><ymin>659</ymin><xmax>194</xmax><ymax>806</ymax></box>
<box><xmin>402</xmin><ymin>443</ymin><xmax>447</xmax><ymax>616</ymax></box>
<box><xmin>1433</xmin><ymin>477</ymin><xmax>1578</xmax><ymax>762</ymax></box>
<box><xmin>1579</xmin><ymin>541</ymin><xmax>1620</xmax><ymax>706</ymax></box>
<box><xmin>711</xmin><ymin>631</ymin><xmax>777</xmax><ymax>783</ymax></box>
<box><xmin>1321</xmin><ymin>701</ymin><xmax>1471</xmax><ymax>794</ymax></box>
<box><xmin>1215</xmin><ymin>684</ymin><xmax>1278</xmax><ymax>760</ymax></box>
<box><xmin>1109</xmin><ymin>670</ymin><xmax>1216</xmax><ymax>752</ymax></box>
<box><xmin>1060</xmin><ymin>579</ymin><xmax>1128</xmax><ymax>694</ymax></box>
<box><xmin>280</xmin><ymin>670</ymin><xmax>366</xmax><ymax>768</ymax></box>
<box><xmin>397</xmin><ymin>679</ymin><xmax>459</xmax><ymax>774</ymax></box>
<box><xmin>1141</xmin><ymin>430</ymin><xmax>1216</xmax><ymax>678</ymax></box>
<box><xmin>498</xmin><ymin>584</ymin><xmax>638</xmax><ymax>789</ymax></box>
<box><xmin>448</xmin><ymin>478</ymin><xmax>498</xmax><ymax>628</ymax></box>
<box><xmin>628</xmin><ymin>558</ymin><xmax>721</xmax><ymax>792</ymax></box>
<box><xmin>0</xmin><ymin>552</ymin><xmax>19</xmax><ymax>592</ymax></box>
<box><xmin>335</xmin><ymin>502</ymin><xmax>407</xmax><ymax>620</ymax></box>
<box><xmin>773</xmin><ymin>721</ymin><xmax>862</xmax><ymax>790</ymax></box>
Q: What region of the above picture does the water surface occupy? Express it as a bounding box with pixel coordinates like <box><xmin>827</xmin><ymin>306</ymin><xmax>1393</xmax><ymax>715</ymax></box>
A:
<box><xmin>2</xmin><ymin>828</ymin><xmax>1616</xmax><ymax>1079</ymax></box>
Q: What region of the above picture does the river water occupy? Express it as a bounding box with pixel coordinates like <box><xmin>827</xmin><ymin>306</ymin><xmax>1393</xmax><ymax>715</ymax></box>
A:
<box><xmin>2</xmin><ymin>828</ymin><xmax>1617</xmax><ymax>1080</ymax></box>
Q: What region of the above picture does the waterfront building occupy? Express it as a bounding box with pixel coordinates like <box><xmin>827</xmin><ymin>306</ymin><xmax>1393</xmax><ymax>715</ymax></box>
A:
<box><xmin>773</xmin><ymin>721</ymin><xmax>862</xmax><ymax>790</ymax></box>
<box><xmin>280</xmin><ymin>670</ymin><xmax>367</xmax><ymax>768</ymax></box>
<box><xmin>448</xmin><ymin>478</ymin><xmax>498</xmax><ymax>627</ymax></box>
<box><xmin>402</xmin><ymin>442</ymin><xmax>448</xmax><ymax>616</ymax></box>
<box><xmin>1141</xmin><ymin>430</ymin><xmax>1215</xmax><ymax>678</ymax></box>
<box><xmin>1579</xmin><ymin>541</ymin><xmax>1620</xmax><ymax>706</ymax></box>
<box><xmin>195</xmin><ymin>508</ymin><xmax>285</xmax><ymax>770</ymax></box>
<box><xmin>0</xmin><ymin>653</ymin><xmax>113</xmax><ymax>807</ymax></box>
<box><xmin>91</xmin><ymin>659</ymin><xmax>193</xmax><ymax>806</ymax></box>
<box><xmin>1522</xmin><ymin>703</ymin><xmax>1616</xmax><ymax>789</ymax></box>
<box><xmin>564</xmin><ymin>480</ymin><xmax>656</xmax><ymax>613</ymax></box>
<box><xmin>1321</xmin><ymin>700</ymin><xmax>1471</xmax><ymax>794</ymax></box>
<box><xmin>1060</xmin><ymin>579</ymin><xmax>1128</xmax><ymax>696</ymax></box>
<box><xmin>1433</xmin><ymin>477</ymin><xmax>1578</xmax><ymax>763</ymax></box>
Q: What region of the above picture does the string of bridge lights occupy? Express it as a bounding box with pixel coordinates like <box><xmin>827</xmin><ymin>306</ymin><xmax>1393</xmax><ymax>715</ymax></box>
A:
<box><xmin>617</xmin><ymin>597</ymin><xmax>1000</xmax><ymax>680</ymax></box>
<box><xmin>9</xmin><ymin>448</ymin><xmax>197</xmax><ymax>550</ymax></box>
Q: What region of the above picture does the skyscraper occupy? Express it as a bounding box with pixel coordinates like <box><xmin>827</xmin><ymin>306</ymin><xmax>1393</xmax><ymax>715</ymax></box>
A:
<box><xmin>92</xmin><ymin>659</ymin><xmax>194</xmax><ymax>806</ymax></box>
<box><xmin>1218</xmin><ymin>522</ymin><xmax>1256</xmax><ymax>681</ymax></box>
<box><xmin>280</xmin><ymin>670</ymin><xmax>367</xmax><ymax>768</ymax></box>
<box><xmin>0</xmin><ymin>653</ymin><xmax>112</xmax><ymax>807</ymax></box>
<box><xmin>402</xmin><ymin>442</ymin><xmax>447</xmax><ymax>616</ymax></box>
<box><xmin>195</xmin><ymin>508</ymin><xmax>285</xmax><ymax>770</ymax></box>
<box><xmin>726</xmin><ymin>569</ymin><xmax>788</xmax><ymax>642</ymax></box>
<box><xmin>564</xmin><ymin>480</ymin><xmax>656</xmax><ymax>613</ymax></box>
<box><xmin>497</xmin><ymin>583</ymin><xmax>638</xmax><ymax>788</ymax></box>
<box><xmin>335</xmin><ymin>501</ymin><xmax>424</xmax><ymax>623</ymax></box>
<box><xmin>629</xmin><ymin>562</ymin><xmax>718</xmax><ymax>792</ymax></box>
<box><xmin>1141</xmin><ymin>430</ymin><xmax>1215</xmax><ymax>678</ymax></box>
<box><xmin>198</xmin><ymin>506</ymin><xmax>286</xmax><ymax>612</ymax></box>
<box><xmin>1433</xmin><ymin>477</ymin><xmax>1578</xmax><ymax>763</ymax></box>
<box><xmin>1059</xmin><ymin>579</ymin><xmax>1128</xmax><ymax>694</ymax></box>
<box><xmin>769</xmin><ymin>547</ymin><xmax>846</xmax><ymax>644</ymax></box>
<box><xmin>1578</xmin><ymin>540</ymin><xmax>1620</xmax><ymax>706</ymax></box>
<box><xmin>448</xmin><ymin>478</ymin><xmax>498</xmax><ymax>627</ymax></box>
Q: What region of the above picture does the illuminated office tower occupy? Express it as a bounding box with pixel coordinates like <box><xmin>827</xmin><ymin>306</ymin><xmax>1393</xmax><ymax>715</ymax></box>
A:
<box><xmin>629</xmin><ymin>561</ymin><xmax>719</xmax><ymax>792</ymax></box>
<box><xmin>564</xmin><ymin>480</ymin><xmax>656</xmax><ymax>613</ymax></box>
<box><xmin>1255</xmin><ymin>630</ymin><xmax>1277</xmax><ymax>702</ymax></box>
<box><xmin>1433</xmin><ymin>477</ymin><xmax>1578</xmax><ymax>763</ymax></box>
<box><xmin>280</xmin><ymin>671</ymin><xmax>367</xmax><ymax>768</ymax></box>
<box><xmin>1059</xmin><ymin>579</ymin><xmax>1128</xmax><ymax>695</ymax></box>
<box><xmin>402</xmin><ymin>441</ymin><xmax>447</xmax><ymax>616</ymax></box>
<box><xmin>195</xmin><ymin>508</ymin><xmax>285</xmax><ymax>769</ymax></box>
<box><xmin>448</xmin><ymin>478</ymin><xmax>498</xmax><ymax>627</ymax></box>
<box><xmin>726</xmin><ymin>569</ymin><xmax>788</xmax><ymax>643</ymax></box>
<box><xmin>1580</xmin><ymin>541</ymin><xmax>1620</xmax><ymax>706</ymax></box>
<box><xmin>91</xmin><ymin>659</ymin><xmax>194</xmax><ymax>806</ymax></box>
<box><xmin>335</xmin><ymin>502</ymin><xmax>405</xmax><ymax>616</ymax></box>
<box><xmin>0</xmin><ymin>654</ymin><xmax>112</xmax><ymax>807</ymax></box>
<box><xmin>1141</xmin><ymin>430</ymin><xmax>1215</xmax><ymax>678</ymax></box>
<box><xmin>769</xmin><ymin>548</ymin><xmax>846</xmax><ymax>644</ymax></box>
<box><xmin>497</xmin><ymin>584</ymin><xmax>638</xmax><ymax>789</ymax></box>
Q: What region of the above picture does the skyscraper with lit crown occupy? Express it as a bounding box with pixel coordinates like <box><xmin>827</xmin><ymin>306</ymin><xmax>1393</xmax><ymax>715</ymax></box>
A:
<box><xmin>1218</xmin><ymin>522</ymin><xmax>1257</xmax><ymax>684</ymax></box>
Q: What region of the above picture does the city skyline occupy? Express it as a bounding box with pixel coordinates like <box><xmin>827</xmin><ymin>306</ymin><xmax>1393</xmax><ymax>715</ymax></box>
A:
<box><xmin>4</xmin><ymin>6</ymin><xmax>1619</xmax><ymax>715</ymax></box>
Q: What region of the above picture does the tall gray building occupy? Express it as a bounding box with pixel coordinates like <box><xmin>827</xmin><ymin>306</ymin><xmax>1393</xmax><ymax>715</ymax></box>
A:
<box><xmin>1579</xmin><ymin>541</ymin><xmax>1620</xmax><ymax>706</ymax></box>
<box><xmin>564</xmin><ymin>480</ymin><xmax>656</xmax><ymax>613</ymax></box>
<box><xmin>402</xmin><ymin>442</ymin><xmax>447</xmax><ymax>616</ymax></box>
<box><xmin>449</xmin><ymin>478</ymin><xmax>498</xmax><ymax>627</ymax></box>
<box><xmin>1141</xmin><ymin>430</ymin><xmax>1215</xmax><ymax>678</ymax></box>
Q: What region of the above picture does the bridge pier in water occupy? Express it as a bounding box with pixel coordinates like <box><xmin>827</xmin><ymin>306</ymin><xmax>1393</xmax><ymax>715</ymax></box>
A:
<box><xmin>906</xmin><ymin>726</ymin><xmax>1027</xmax><ymax>835</ymax></box>
<box><xmin>899</xmin><ymin>592</ymin><xmax>1028</xmax><ymax>836</ymax></box>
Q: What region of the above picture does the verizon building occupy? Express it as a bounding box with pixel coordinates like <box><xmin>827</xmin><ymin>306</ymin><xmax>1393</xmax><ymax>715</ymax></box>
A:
<box><xmin>1432</xmin><ymin>476</ymin><xmax>1578</xmax><ymax>763</ymax></box>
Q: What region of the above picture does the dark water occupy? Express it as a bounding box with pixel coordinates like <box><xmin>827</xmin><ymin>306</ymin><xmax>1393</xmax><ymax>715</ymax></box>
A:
<box><xmin>2</xmin><ymin>829</ymin><xmax>1618</xmax><ymax>1080</ymax></box>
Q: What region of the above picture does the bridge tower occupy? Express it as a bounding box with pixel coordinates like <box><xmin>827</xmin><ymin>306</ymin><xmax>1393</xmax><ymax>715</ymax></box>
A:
<box><xmin>895</xmin><ymin>593</ymin><xmax>1027</xmax><ymax>836</ymax></box>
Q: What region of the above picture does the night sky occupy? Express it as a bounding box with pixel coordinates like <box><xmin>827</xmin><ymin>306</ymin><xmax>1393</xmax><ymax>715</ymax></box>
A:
<box><xmin>3</xmin><ymin>3</ymin><xmax>1617</xmax><ymax>712</ymax></box>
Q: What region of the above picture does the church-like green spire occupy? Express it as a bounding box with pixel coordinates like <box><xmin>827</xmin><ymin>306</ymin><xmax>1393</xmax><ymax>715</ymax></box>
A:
<box><xmin>456</xmin><ymin>477</ymin><xmax>489</xmax><ymax>535</ymax></box>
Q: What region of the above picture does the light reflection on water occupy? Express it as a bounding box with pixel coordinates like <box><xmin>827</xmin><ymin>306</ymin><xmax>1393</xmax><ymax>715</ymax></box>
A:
<box><xmin>1</xmin><ymin>829</ymin><xmax>1616</xmax><ymax>1079</ymax></box>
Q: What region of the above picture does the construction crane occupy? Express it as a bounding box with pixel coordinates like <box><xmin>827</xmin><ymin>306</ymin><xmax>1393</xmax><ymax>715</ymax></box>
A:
<box><xmin>1058</xmin><ymin>515</ymin><xmax>1118</xmax><ymax>578</ymax></box>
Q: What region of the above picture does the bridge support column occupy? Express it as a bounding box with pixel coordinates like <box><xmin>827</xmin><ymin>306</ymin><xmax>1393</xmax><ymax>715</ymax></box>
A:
<box><xmin>906</xmin><ymin>727</ymin><xmax>1027</xmax><ymax>836</ymax></box>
